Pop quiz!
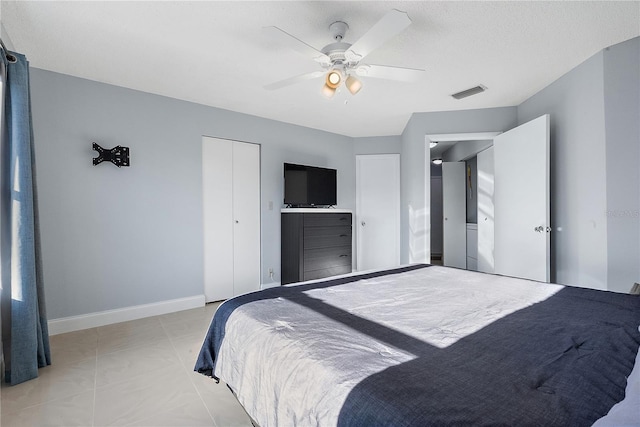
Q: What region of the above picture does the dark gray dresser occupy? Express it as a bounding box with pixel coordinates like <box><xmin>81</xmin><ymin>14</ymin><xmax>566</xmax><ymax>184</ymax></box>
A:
<box><xmin>281</xmin><ymin>210</ymin><xmax>352</xmax><ymax>285</ymax></box>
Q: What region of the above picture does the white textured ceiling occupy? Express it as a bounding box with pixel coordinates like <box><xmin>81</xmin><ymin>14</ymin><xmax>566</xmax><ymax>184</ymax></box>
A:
<box><xmin>2</xmin><ymin>1</ymin><xmax>639</xmax><ymax>137</ymax></box>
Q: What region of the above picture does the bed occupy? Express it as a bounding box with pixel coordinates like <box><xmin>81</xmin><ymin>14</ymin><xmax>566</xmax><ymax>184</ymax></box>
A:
<box><xmin>195</xmin><ymin>264</ymin><xmax>640</xmax><ymax>426</ymax></box>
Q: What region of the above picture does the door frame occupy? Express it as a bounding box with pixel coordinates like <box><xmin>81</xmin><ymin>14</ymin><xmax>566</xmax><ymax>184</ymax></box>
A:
<box><xmin>355</xmin><ymin>154</ymin><xmax>401</xmax><ymax>271</ymax></box>
<box><xmin>426</xmin><ymin>132</ymin><xmax>500</xmax><ymax>264</ymax></box>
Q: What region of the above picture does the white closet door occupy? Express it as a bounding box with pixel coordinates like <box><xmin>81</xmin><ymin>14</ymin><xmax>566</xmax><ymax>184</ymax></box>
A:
<box><xmin>232</xmin><ymin>142</ymin><xmax>261</xmax><ymax>296</ymax></box>
<box><xmin>202</xmin><ymin>137</ymin><xmax>234</xmax><ymax>301</ymax></box>
<box><xmin>355</xmin><ymin>154</ymin><xmax>400</xmax><ymax>271</ymax></box>
<box><xmin>442</xmin><ymin>162</ymin><xmax>466</xmax><ymax>269</ymax></box>
<box><xmin>477</xmin><ymin>147</ymin><xmax>495</xmax><ymax>273</ymax></box>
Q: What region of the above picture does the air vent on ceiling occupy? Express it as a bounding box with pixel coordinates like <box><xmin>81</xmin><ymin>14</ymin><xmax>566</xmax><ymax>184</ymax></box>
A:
<box><xmin>452</xmin><ymin>85</ymin><xmax>487</xmax><ymax>100</ymax></box>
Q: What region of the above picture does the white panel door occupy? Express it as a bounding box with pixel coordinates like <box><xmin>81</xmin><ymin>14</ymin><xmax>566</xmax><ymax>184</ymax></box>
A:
<box><xmin>202</xmin><ymin>137</ymin><xmax>234</xmax><ymax>301</ymax></box>
<box><xmin>203</xmin><ymin>137</ymin><xmax>260</xmax><ymax>302</ymax></box>
<box><xmin>232</xmin><ymin>142</ymin><xmax>261</xmax><ymax>296</ymax></box>
<box><xmin>494</xmin><ymin>114</ymin><xmax>550</xmax><ymax>282</ymax></box>
<box><xmin>442</xmin><ymin>162</ymin><xmax>466</xmax><ymax>269</ymax></box>
<box><xmin>356</xmin><ymin>154</ymin><xmax>400</xmax><ymax>271</ymax></box>
<box><xmin>477</xmin><ymin>146</ymin><xmax>495</xmax><ymax>273</ymax></box>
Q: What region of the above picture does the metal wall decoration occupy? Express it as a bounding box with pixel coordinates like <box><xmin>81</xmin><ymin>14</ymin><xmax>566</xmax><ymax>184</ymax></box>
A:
<box><xmin>92</xmin><ymin>142</ymin><xmax>130</xmax><ymax>167</ymax></box>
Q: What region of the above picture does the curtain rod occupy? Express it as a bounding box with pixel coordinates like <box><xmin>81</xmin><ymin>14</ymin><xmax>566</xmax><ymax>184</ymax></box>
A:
<box><xmin>0</xmin><ymin>37</ymin><xmax>17</xmax><ymax>63</ymax></box>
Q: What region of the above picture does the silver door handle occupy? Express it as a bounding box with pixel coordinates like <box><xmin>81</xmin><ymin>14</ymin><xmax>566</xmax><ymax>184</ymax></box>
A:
<box><xmin>534</xmin><ymin>226</ymin><xmax>544</xmax><ymax>232</ymax></box>
<box><xmin>361</xmin><ymin>221</ymin><xmax>366</xmax><ymax>226</ymax></box>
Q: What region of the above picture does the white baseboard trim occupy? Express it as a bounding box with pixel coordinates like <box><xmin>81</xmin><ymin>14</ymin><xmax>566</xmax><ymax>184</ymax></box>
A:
<box><xmin>48</xmin><ymin>295</ymin><xmax>206</xmax><ymax>335</ymax></box>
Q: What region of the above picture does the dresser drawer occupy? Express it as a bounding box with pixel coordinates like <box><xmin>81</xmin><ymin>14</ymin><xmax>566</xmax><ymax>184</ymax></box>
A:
<box><xmin>304</xmin><ymin>226</ymin><xmax>351</xmax><ymax>249</ymax></box>
<box><xmin>303</xmin><ymin>265</ymin><xmax>352</xmax><ymax>282</ymax></box>
<box><xmin>303</xmin><ymin>213</ymin><xmax>352</xmax><ymax>227</ymax></box>
<box><xmin>303</xmin><ymin>246</ymin><xmax>351</xmax><ymax>272</ymax></box>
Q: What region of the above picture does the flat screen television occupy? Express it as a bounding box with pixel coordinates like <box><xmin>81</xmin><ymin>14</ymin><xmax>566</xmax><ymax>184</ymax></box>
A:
<box><xmin>284</xmin><ymin>163</ymin><xmax>337</xmax><ymax>207</ymax></box>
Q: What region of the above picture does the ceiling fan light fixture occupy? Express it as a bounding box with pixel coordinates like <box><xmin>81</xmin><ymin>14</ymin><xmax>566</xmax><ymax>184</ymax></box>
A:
<box><xmin>345</xmin><ymin>75</ymin><xmax>362</xmax><ymax>95</ymax></box>
<box><xmin>326</xmin><ymin>70</ymin><xmax>342</xmax><ymax>89</ymax></box>
<box><xmin>322</xmin><ymin>83</ymin><xmax>337</xmax><ymax>98</ymax></box>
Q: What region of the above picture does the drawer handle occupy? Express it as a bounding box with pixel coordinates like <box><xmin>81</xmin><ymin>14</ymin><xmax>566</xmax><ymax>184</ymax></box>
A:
<box><xmin>339</xmin><ymin>254</ymin><xmax>348</xmax><ymax>258</ymax></box>
<box><xmin>339</xmin><ymin>234</ymin><xmax>348</xmax><ymax>237</ymax></box>
<box><xmin>340</xmin><ymin>217</ymin><xmax>348</xmax><ymax>221</ymax></box>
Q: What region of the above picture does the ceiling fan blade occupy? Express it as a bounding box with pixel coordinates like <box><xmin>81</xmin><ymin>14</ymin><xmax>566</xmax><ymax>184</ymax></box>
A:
<box><xmin>263</xmin><ymin>26</ymin><xmax>331</xmax><ymax>65</ymax></box>
<box><xmin>355</xmin><ymin>64</ymin><xmax>425</xmax><ymax>82</ymax></box>
<box><xmin>264</xmin><ymin>71</ymin><xmax>324</xmax><ymax>90</ymax></box>
<box><xmin>346</xmin><ymin>9</ymin><xmax>412</xmax><ymax>62</ymax></box>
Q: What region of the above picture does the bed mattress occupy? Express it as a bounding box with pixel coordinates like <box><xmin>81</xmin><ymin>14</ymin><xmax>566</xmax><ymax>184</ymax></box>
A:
<box><xmin>196</xmin><ymin>265</ymin><xmax>640</xmax><ymax>426</ymax></box>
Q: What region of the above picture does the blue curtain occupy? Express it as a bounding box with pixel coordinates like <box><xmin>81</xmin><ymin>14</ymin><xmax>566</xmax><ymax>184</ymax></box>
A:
<box><xmin>1</xmin><ymin>50</ymin><xmax>50</xmax><ymax>385</ymax></box>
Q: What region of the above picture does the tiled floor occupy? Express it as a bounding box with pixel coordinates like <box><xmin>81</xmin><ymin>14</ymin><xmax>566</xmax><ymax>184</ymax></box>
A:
<box><xmin>1</xmin><ymin>303</ymin><xmax>252</xmax><ymax>426</ymax></box>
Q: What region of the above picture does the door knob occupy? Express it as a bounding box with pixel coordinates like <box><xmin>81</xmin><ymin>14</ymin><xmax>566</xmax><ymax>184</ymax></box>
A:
<box><xmin>361</xmin><ymin>221</ymin><xmax>366</xmax><ymax>226</ymax></box>
<box><xmin>534</xmin><ymin>226</ymin><xmax>543</xmax><ymax>232</ymax></box>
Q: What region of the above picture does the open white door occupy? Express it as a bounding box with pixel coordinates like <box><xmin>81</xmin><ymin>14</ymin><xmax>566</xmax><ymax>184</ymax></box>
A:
<box><xmin>442</xmin><ymin>162</ymin><xmax>466</xmax><ymax>269</ymax></box>
<box><xmin>494</xmin><ymin>114</ymin><xmax>550</xmax><ymax>282</ymax></box>
<box><xmin>356</xmin><ymin>154</ymin><xmax>400</xmax><ymax>271</ymax></box>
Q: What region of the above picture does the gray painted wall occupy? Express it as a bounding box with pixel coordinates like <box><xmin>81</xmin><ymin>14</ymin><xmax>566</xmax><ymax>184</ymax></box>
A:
<box><xmin>27</xmin><ymin>35</ymin><xmax>640</xmax><ymax>321</ymax></box>
<box><xmin>603</xmin><ymin>37</ymin><xmax>640</xmax><ymax>293</ymax></box>
<box><xmin>517</xmin><ymin>51</ymin><xmax>608</xmax><ymax>290</ymax></box>
<box><xmin>400</xmin><ymin>107</ymin><xmax>517</xmax><ymax>264</ymax></box>
<box><xmin>30</xmin><ymin>69</ymin><xmax>354</xmax><ymax>319</ymax></box>
<box><xmin>353</xmin><ymin>135</ymin><xmax>401</xmax><ymax>155</ymax></box>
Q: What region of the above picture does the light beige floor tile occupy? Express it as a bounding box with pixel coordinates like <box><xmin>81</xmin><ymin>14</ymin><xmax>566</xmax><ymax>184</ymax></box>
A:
<box><xmin>97</xmin><ymin>319</ymin><xmax>169</xmax><ymax>355</ymax></box>
<box><xmin>127</xmin><ymin>398</ymin><xmax>213</xmax><ymax>427</ymax></box>
<box><xmin>159</xmin><ymin>305</ymin><xmax>215</xmax><ymax>326</ymax></box>
<box><xmin>192</xmin><ymin>375</ymin><xmax>252</xmax><ymax>427</ymax></box>
<box><xmin>1</xmin><ymin>359</ymin><xmax>96</xmax><ymax>413</ymax></box>
<box><xmin>94</xmin><ymin>364</ymin><xmax>200</xmax><ymax>426</ymax></box>
<box><xmin>50</xmin><ymin>327</ymin><xmax>98</xmax><ymax>346</ymax></box>
<box><xmin>2</xmin><ymin>307</ymin><xmax>250</xmax><ymax>427</ymax></box>
<box><xmin>162</xmin><ymin>315</ymin><xmax>212</xmax><ymax>340</ymax></box>
<box><xmin>96</xmin><ymin>339</ymin><xmax>181</xmax><ymax>388</ymax></box>
<box><xmin>50</xmin><ymin>328</ymin><xmax>98</xmax><ymax>366</ymax></box>
<box><xmin>1</xmin><ymin>390</ymin><xmax>94</xmax><ymax>427</ymax></box>
<box><xmin>97</xmin><ymin>316</ymin><xmax>162</xmax><ymax>337</ymax></box>
<box><xmin>171</xmin><ymin>333</ymin><xmax>208</xmax><ymax>371</ymax></box>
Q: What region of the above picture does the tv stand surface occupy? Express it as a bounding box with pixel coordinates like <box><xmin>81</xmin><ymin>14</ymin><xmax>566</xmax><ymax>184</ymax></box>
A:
<box><xmin>281</xmin><ymin>207</ymin><xmax>351</xmax><ymax>213</ymax></box>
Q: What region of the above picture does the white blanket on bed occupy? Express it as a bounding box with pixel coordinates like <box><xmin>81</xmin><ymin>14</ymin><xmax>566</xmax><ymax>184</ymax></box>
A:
<box><xmin>215</xmin><ymin>266</ymin><xmax>572</xmax><ymax>426</ymax></box>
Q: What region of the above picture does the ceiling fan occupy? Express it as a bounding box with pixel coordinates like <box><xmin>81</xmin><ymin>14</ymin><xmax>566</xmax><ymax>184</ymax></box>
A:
<box><xmin>263</xmin><ymin>9</ymin><xmax>425</xmax><ymax>98</ymax></box>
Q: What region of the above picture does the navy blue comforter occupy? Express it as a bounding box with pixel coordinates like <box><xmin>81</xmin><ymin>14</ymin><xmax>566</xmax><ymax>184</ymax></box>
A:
<box><xmin>196</xmin><ymin>265</ymin><xmax>640</xmax><ymax>426</ymax></box>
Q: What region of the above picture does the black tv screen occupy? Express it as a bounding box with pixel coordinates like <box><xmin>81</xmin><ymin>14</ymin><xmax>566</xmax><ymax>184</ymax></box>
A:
<box><xmin>284</xmin><ymin>163</ymin><xmax>337</xmax><ymax>207</ymax></box>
